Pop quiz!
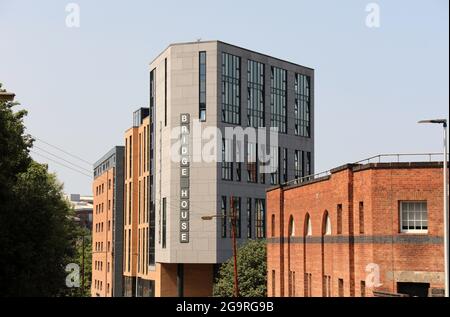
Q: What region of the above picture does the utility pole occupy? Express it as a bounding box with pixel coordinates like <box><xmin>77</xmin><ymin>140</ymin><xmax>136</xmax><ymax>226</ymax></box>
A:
<box><xmin>230</xmin><ymin>196</ymin><xmax>239</xmax><ymax>297</ymax></box>
<box><xmin>81</xmin><ymin>234</ymin><xmax>85</xmax><ymax>296</ymax></box>
<box><xmin>419</xmin><ymin>119</ymin><xmax>449</xmax><ymax>297</ymax></box>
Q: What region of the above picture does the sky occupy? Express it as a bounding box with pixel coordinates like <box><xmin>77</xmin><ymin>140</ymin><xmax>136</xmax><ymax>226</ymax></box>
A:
<box><xmin>0</xmin><ymin>0</ymin><xmax>448</xmax><ymax>195</ymax></box>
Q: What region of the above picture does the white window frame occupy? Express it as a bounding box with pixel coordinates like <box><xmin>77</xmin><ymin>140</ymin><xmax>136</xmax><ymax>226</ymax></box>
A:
<box><xmin>400</xmin><ymin>201</ymin><xmax>428</xmax><ymax>234</ymax></box>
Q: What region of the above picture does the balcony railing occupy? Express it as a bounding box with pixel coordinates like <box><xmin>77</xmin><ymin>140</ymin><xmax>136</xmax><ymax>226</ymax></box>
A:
<box><xmin>283</xmin><ymin>153</ymin><xmax>448</xmax><ymax>188</ymax></box>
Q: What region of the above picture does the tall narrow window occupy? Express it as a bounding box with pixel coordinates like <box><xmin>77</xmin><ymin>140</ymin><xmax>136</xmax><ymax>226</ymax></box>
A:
<box><xmin>246</xmin><ymin>198</ymin><xmax>252</xmax><ymax>238</ymax></box>
<box><xmin>247</xmin><ymin>60</ymin><xmax>265</xmax><ymax>127</ymax></box>
<box><xmin>282</xmin><ymin>148</ymin><xmax>288</xmax><ymax>183</ymax></box>
<box><xmin>221</xmin><ymin>138</ymin><xmax>233</xmax><ymax>180</ymax></box>
<box><xmin>294</xmin><ymin>150</ymin><xmax>303</xmax><ymax>180</ymax></box>
<box><xmin>361</xmin><ymin>281</ymin><xmax>366</xmax><ymax>297</ymax></box>
<box><xmin>221</xmin><ymin>53</ymin><xmax>241</xmax><ymax>124</ymax></box>
<box><xmin>359</xmin><ymin>201</ymin><xmax>365</xmax><ymax>234</ymax></box>
<box><xmin>247</xmin><ymin>142</ymin><xmax>257</xmax><ymax>183</ymax></box>
<box><xmin>164</xmin><ymin>58</ymin><xmax>167</xmax><ymax>127</ymax></box>
<box><xmin>270</xmin><ymin>66</ymin><xmax>287</xmax><ymax>133</ymax></box>
<box><xmin>199</xmin><ymin>51</ymin><xmax>207</xmax><ymax>121</ymax></box>
<box><xmin>305</xmin><ymin>151</ymin><xmax>312</xmax><ymax>177</ymax></box>
<box><xmin>230</xmin><ymin>197</ymin><xmax>241</xmax><ymax>238</ymax></box>
<box><xmin>338</xmin><ymin>279</ymin><xmax>344</xmax><ymax>297</ymax></box>
<box><xmin>337</xmin><ymin>204</ymin><xmax>343</xmax><ymax>235</ymax></box>
<box><xmin>162</xmin><ymin>198</ymin><xmax>166</xmax><ymax>248</ymax></box>
<box><xmin>221</xmin><ymin>196</ymin><xmax>227</xmax><ymax>238</ymax></box>
<box><xmin>270</xmin><ymin>146</ymin><xmax>280</xmax><ymax>185</ymax></box>
<box><xmin>255</xmin><ymin>199</ymin><xmax>266</xmax><ymax>238</ymax></box>
<box><xmin>294</xmin><ymin>73</ymin><xmax>311</xmax><ymax>137</ymax></box>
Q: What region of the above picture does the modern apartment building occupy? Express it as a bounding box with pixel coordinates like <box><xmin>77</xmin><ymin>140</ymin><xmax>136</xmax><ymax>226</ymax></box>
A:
<box><xmin>267</xmin><ymin>156</ymin><xmax>446</xmax><ymax>297</ymax></box>
<box><xmin>122</xmin><ymin>40</ymin><xmax>315</xmax><ymax>296</ymax></box>
<box><xmin>91</xmin><ymin>146</ymin><xmax>125</xmax><ymax>297</ymax></box>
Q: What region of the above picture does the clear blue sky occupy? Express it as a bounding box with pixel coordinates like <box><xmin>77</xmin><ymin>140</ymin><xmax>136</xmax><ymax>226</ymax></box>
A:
<box><xmin>0</xmin><ymin>0</ymin><xmax>448</xmax><ymax>195</ymax></box>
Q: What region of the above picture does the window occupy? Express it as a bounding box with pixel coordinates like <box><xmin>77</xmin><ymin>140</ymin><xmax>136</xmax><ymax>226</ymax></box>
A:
<box><xmin>150</xmin><ymin>68</ymin><xmax>156</xmax><ymax>116</ymax></box>
<box><xmin>288</xmin><ymin>216</ymin><xmax>295</xmax><ymax>237</ymax></box>
<box><xmin>305</xmin><ymin>151</ymin><xmax>312</xmax><ymax>177</ymax></box>
<box><xmin>164</xmin><ymin>58</ymin><xmax>167</xmax><ymax>127</ymax></box>
<box><xmin>270</xmin><ymin>146</ymin><xmax>280</xmax><ymax>185</ymax></box>
<box><xmin>400</xmin><ymin>201</ymin><xmax>428</xmax><ymax>233</ymax></box>
<box><xmin>270</xmin><ymin>66</ymin><xmax>287</xmax><ymax>133</ymax></box>
<box><xmin>306</xmin><ymin>215</ymin><xmax>312</xmax><ymax>236</ymax></box>
<box><xmin>230</xmin><ymin>197</ymin><xmax>241</xmax><ymax>238</ymax></box>
<box><xmin>255</xmin><ymin>199</ymin><xmax>266</xmax><ymax>238</ymax></box>
<box><xmin>294</xmin><ymin>150</ymin><xmax>303</xmax><ymax>180</ymax></box>
<box><xmin>282</xmin><ymin>148</ymin><xmax>288</xmax><ymax>183</ymax></box>
<box><xmin>304</xmin><ymin>273</ymin><xmax>312</xmax><ymax>297</ymax></box>
<box><xmin>359</xmin><ymin>201</ymin><xmax>365</xmax><ymax>234</ymax></box>
<box><xmin>247</xmin><ymin>142</ymin><xmax>257</xmax><ymax>183</ymax></box>
<box><xmin>337</xmin><ymin>204</ymin><xmax>343</xmax><ymax>235</ymax></box>
<box><xmin>324</xmin><ymin>214</ymin><xmax>331</xmax><ymax>235</ymax></box>
<box><xmin>127</xmin><ymin>229</ymin><xmax>131</xmax><ymax>272</ymax></box>
<box><xmin>247</xmin><ymin>60</ymin><xmax>265</xmax><ymax>127</ymax></box>
<box><xmin>221</xmin><ymin>53</ymin><xmax>241</xmax><ymax>124</ymax></box>
<box><xmin>338</xmin><ymin>278</ymin><xmax>344</xmax><ymax>297</ymax></box>
<box><xmin>246</xmin><ymin>198</ymin><xmax>252</xmax><ymax>238</ymax></box>
<box><xmin>236</xmin><ymin>162</ymin><xmax>241</xmax><ymax>182</ymax></box>
<box><xmin>323</xmin><ymin>275</ymin><xmax>331</xmax><ymax>297</ymax></box>
<box><xmin>221</xmin><ymin>138</ymin><xmax>233</xmax><ymax>180</ymax></box>
<box><xmin>162</xmin><ymin>198</ymin><xmax>167</xmax><ymax>248</ymax></box>
<box><xmin>294</xmin><ymin>73</ymin><xmax>311</xmax><ymax>137</ymax></box>
<box><xmin>199</xmin><ymin>51</ymin><xmax>207</xmax><ymax>121</ymax></box>
<box><xmin>221</xmin><ymin>196</ymin><xmax>227</xmax><ymax>238</ymax></box>
<box><xmin>361</xmin><ymin>281</ymin><xmax>366</xmax><ymax>297</ymax></box>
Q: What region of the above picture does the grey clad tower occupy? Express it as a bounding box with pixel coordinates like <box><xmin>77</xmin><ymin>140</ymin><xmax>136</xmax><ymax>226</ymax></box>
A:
<box><xmin>126</xmin><ymin>40</ymin><xmax>314</xmax><ymax>296</ymax></box>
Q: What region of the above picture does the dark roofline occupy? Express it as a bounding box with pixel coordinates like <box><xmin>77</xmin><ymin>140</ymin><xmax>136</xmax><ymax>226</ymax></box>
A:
<box><xmin>93</xmin><ymin>146</ymin><xmax>125</xmax><ymax>169</ymax></box>
<box><xmin>149</xmin><ymin>40</ymin><xmax>314</xmax><ymax>71</ymax></box>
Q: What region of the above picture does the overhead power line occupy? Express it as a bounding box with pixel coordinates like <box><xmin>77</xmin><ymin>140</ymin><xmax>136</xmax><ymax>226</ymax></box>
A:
<box><xmin>31</xmin><ymin>135</ymin><xmax>93</xmax><ymax>166</ymax></box>
<box><xmin>33</xmin><ymin>145</ymin><xmax>92</xmax><ymax>173</ymax></box>
<box><xmin>30</xmin><ymin>150</ymin><xmax>92</xmax><ymax>179</ymax></box>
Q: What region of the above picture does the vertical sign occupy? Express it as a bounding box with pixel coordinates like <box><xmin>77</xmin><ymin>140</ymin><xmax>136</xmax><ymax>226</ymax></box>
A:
<box><xmin>180</xmin><ymin>114</ymin><xmax>190</xmax><ymax>243</ymax></box>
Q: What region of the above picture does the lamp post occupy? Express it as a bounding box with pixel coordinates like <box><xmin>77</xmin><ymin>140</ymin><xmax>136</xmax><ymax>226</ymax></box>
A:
<box><xmin>202</xmin><ymin>196</ymin><xmax>239</xmax><ymax>297</ymax></box>
<box><xmin>418</xmin><ymin>119</ymin><xmax>449</xmax><ymax>297</ymax></box>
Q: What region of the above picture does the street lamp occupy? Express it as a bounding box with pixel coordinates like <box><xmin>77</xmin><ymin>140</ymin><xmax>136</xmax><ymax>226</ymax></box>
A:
<box><xmin>201</xmin><ymin>196</ymin><xmax>239</xmax><ymax>297</ymax></box>
<box><xmin>418</xmin><ymin>118</ymin><xmax>449</xmax><ymax>297</ymax></box>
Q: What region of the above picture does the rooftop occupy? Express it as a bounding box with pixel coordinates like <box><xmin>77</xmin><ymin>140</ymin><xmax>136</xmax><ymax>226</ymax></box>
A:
<box><xmin>268</xmin><ymin>153</ymin><xmax>448</xmax><ymax>192</ymax></box>
<box><xmin>149</xmin><ymin>40</ymin><xmax>314</xmax><ymax>71</ymax></box>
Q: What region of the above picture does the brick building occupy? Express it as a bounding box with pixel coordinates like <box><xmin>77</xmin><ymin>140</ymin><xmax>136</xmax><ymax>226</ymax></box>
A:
<box><xmin>267</xmin><ymin>158</ymin><xmax>446</xmax><ymax>297</ymax></box>
<box><xmin>91</xmin><ymin>147</ymin><xmax>125</xmax><ymax>297</ymax></box>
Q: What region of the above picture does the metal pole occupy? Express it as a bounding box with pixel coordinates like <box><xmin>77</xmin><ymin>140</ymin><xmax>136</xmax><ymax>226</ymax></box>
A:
<box><xmin>81</xmin><ymin>234</ymin><xmax>85</xmax><ymax>296</ymax></box>
<box><xmin>231</xmin><ymin>197</ymin><xmax>239</xmax><ymax>297</ymax></box>
<box><xmin>443</xmin><ymin>122</ymin><xmax>449</xmax><ymax>297</ymax></box>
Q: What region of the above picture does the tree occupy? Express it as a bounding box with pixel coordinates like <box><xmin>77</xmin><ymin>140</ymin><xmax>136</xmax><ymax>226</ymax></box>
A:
<box><xmin>213</xmin><ymin>239</ymin><xmax>267</xmax><ymax>297</ymax></box>
<box><xmin>0</xmin><ymin>84</ymin><xmax>79</xmax><ymax>296</ymax></box>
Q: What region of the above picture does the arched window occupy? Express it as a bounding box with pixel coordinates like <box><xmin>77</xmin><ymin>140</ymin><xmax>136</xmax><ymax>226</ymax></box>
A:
<box><xmin>289</xmin><ymin>216</ymin><xmax>295</xmax><ymax>237</ymax></box>
<box><xmin>324</xmin><ymin>214</ymin><xmax>331</xmax><ymax>235</ymax></box>
<box><xmin>304</xmin><ymin>213</ymin><xmax>312</xmax><ymax>236</ymax></box>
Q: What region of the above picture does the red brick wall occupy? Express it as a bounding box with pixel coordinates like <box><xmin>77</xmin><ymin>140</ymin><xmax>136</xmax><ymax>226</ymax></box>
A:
<box><xmin>267</xmin><ymin>164</ymin><xmax>445</xmax><ymax>297</ymax></box>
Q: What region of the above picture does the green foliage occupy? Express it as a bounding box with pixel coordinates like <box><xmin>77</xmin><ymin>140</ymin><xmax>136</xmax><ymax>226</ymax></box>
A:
<box><xmin>213</xmin><ymin>239</ymin><xmax>267</xmax><ymax>297</ymax></box>
<box><xmin>0</xmin><ymin>84</ymin><xmax>81</xmax><ymax>296</ymax></box>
